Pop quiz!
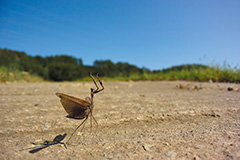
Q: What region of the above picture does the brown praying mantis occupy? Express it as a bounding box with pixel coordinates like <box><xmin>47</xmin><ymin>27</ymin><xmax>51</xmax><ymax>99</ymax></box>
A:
<box><xmin>56</xmin><ymin>73</ymin><xmax>104</xmax><ymax>143</ymax></box>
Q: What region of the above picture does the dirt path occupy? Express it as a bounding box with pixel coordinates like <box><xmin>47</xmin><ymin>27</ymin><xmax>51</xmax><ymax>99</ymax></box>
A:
<box><xmin>0</xmin><ymin>81</ymin><xmax>239</xmax><ymax>159</ymax></box>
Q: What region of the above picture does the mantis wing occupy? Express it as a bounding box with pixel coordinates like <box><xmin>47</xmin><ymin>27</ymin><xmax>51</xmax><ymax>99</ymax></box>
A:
<box><xmin>56</xmin><ymin>92</ymin><xmax>91</xmax><ymax>119</ymax></box>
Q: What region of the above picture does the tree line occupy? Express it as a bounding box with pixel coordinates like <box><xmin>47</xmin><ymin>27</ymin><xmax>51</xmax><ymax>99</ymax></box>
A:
<box><xmin>0</xmin><ymin>49</ymin><xmax>149</xmax><ymax>81</ymax></box>
<box><xmin>0</xmin><ymin>48</ymin><xmax>212</xmax><ymax>81</ymax></box>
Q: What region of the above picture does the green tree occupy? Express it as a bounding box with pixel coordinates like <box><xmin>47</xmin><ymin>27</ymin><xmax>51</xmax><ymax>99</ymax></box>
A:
<box><xmin>48</xmin><ymin>62</ymin><xmax>80</xmax><ymax>81</ymax></box>
<box><xmin>93</xmin><ymin>60</ymin><xmax>118</xmax><ymax>77</ymax></box>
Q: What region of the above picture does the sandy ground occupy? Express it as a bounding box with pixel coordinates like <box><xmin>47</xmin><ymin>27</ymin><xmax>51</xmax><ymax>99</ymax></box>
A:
<box><xmin>0</xmin><ymin>81</ymin><xmax>240</xmax><ymax>160</ymax></box>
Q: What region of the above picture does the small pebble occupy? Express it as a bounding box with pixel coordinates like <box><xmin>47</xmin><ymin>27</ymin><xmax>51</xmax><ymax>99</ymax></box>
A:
<box><xmin>42</xmin><ymin>122</ymin><xmax>51</xmax><ymax>131</ymax></box>
<box><xmin>166</xmin><ymin>150</ymin><xmax>176</xmax><ymax>158</ymax></box>
<box><xmin>142</xmin><ymin>143</ymin><xmax>151</xmax><ymax>151</ymax></box>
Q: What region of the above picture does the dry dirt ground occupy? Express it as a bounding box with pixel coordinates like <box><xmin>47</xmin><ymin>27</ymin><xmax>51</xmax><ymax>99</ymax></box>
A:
<box><xmin>0</xmin><ymin>81</ymin><xmax>240</xmax><ymax>160</ymax></box>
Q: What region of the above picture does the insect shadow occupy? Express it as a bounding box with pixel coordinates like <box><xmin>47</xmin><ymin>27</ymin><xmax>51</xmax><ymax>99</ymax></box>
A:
<box><xmin>21</xmin><ymin>133</ymin><xmax>67</xmax><ymax>153</ymax></box>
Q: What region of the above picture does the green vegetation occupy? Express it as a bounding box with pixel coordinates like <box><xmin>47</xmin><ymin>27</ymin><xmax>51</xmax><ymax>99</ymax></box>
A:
<box><xmin>0</xmin><ymin>66</ymin><xmax>43</xmax><ymax>82</ymax></box>
<box><xmin>0</xmin><ymin>48</ymin><xmax>239</xmax><ymax>82</ymax></box>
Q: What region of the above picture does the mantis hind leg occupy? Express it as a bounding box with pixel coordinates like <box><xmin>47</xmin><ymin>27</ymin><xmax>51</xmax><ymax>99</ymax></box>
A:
<box><xmin>66</xmin><ymin>116</ymin><xmax>88</xmax><ymax>144</ymax></box>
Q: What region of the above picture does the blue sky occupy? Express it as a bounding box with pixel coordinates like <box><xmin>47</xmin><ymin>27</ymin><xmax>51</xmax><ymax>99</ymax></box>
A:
<box><xmin>0</xmin><ymin>0</ymin><xmax>239</xmax><ymax>70</ymax></box>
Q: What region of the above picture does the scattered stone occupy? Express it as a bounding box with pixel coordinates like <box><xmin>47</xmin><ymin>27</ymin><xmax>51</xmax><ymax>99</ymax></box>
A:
<box><xmin>176</xmin><ymin>84</ymin><xmax>203</xmax><ymax>90</ymax></box>
<box><xmin>142</xmin><ymin>143</ymin><xmax>151</xmax><ymax>151</ymax></box>
<box><xmin>193</xmin><ymin>155</ymin><xmax>201</xmax><ymax>160</ymax></box>
<box><xmin>166</xmin><ymin>150</ymin><xmax>176</xmax><ymax>158</ymax></box>
<box><xmin>227</xmin><ymin>87</ymin><xmax>239</xmax><ymax>92</ymax></box>
<box><xmin>163</xmin><ymin>142</ymin><xmax>169</xmax><ymax>146</ymax></box>
<box><xmin>211</xmin><ymin>113</ymin><xmax>221</xmax><ymax>117</ymax></box>
<box><xmin>194</xmin><ymin>145</ymin><xmax>203</xmax><ymax>149</ymax></box>
<box><xmin>176</xmin><ymin>84</ymin><xmax>188</xmax><ymax>89</ymax></box>
<box><xmin>42</xmin><ymin>122</ymin><xmax>51</xmax><ymax>131</ymax></box>
<box><xmin>203</xmin><ymin>111</ymin><xmax>221</xmax><ymax>117</ymax></box>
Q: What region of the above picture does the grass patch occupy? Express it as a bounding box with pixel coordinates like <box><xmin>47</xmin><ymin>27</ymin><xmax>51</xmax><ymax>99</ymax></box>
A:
<box><xmin>0</xmin><ymin>66</ymin><xmax>44</xmax><ymax>82</ymax></box>
<box><xmin>158</xmin><ymin>64</ymin><xmax>240</xmax><ymax>82</ymax></box>
<box><xmin>84</xmin><ymin>64</ymin><xmax>240</xmax><ymax>83</ymax></box>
